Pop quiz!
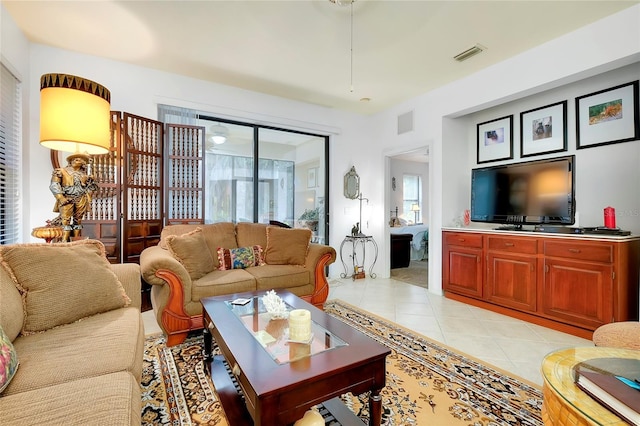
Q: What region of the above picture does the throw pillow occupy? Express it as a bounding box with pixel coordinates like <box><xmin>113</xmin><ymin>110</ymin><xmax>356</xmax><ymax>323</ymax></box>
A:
<box><xmin>0</xmin><ymin>240</ymin><xmax>131</xmax><ymax>334</ymax></box>
<box><xmin>165</xmin><ymin>227</ymin><xmax>215</xmax><ymax>280</ymax></box>
<box><xmin>264</xmin><ymin>226</ymin><xmax>312</xmax><ymax>266</ymax></box>
<box><xmin>0</xmin><ymin>325</ymin><xmax>18</xmax><ymax>393</ymax></box>
<box><xmin>217</xmin><ymin>245</ymin><xmax>265</xmax><ymax>270</ymax></box>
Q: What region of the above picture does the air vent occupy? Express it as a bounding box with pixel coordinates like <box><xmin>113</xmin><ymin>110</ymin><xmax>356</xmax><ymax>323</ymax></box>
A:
<box><xmin>397</xmin><ymin>111</ymin><xmax>414</xmax><ymax>135</ymax></box>
<box><xmin>454</xmin><ymin>44</ymin><xmax>485</xmax><ymax>62</ymax></box>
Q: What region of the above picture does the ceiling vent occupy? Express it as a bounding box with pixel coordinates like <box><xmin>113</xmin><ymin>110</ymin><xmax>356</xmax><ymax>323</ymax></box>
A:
<box><xmin>454</xmin><ymin>44</ymin><xmax>485</xmax><ymax>62</ymax></box>
<box><xmin>397</xmin><ymin>111</ymin><xmax>414</xmax><ymax>135</ymax></box>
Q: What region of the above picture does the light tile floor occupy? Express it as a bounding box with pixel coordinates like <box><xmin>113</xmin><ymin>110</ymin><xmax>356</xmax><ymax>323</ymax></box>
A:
<box><xmin>326</xmin><ymin>276</ymin><xmax>594</xmax><ymax>387</ymax></box>
<box><xmin>141</xmin><ymin>276</ymin><xmax>595</xmax><ymax>387</ymax></box>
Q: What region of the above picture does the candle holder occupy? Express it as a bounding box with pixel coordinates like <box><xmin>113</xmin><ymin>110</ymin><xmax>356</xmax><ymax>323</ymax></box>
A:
<box><xmin>288</xmin><ymin>309</ymin><xmax>311</xmax><ymax>342</ymax></box>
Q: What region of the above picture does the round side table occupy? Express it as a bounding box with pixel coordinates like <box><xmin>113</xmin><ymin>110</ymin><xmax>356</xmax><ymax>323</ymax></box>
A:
<box><xmin>541</xmin><ymin>347</ymin><xmax>640</xmax><ymax>425</ymax></box>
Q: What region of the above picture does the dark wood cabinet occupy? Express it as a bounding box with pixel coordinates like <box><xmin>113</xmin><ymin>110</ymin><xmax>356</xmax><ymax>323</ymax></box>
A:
<box><xmin>443</xmin><ymin>232</ymin><xmax>483</xmax><ymax>298</ymax></box>
<box><xmin>486</xmin><ymin>251</ymin><xmax>537</xmax><ymax>312</ymax></box>
<box><xmin>442</xmin><ymin>229</ymin><xmax>640</xmax><ymax>339</ymax></box>
<box><xmin>485</xmin><ymin>235</ymin><xmax>537</xmax><ymax>312</ymax></box>
<box><xmin>543</xmin><ymin>257</ymin><xmax>612</xmax><ymax>329</ymax></box>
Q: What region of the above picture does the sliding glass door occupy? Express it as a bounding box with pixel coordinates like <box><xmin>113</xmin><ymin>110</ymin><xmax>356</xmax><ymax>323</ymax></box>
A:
<box><xmin>198</xmin><ymin>116</ymin><xmax>328</xmax><ymax>244</ymax></box>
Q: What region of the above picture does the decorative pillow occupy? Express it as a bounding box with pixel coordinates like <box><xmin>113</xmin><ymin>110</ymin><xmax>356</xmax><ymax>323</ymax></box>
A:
<box><xmin>264</xmin><ymin>226</ymin><xmax>312</xmax><ymax>266</ymax></box>
<box><xmin>217</xmin><ymin>245</ymin><xmax>265</xmax><ymax>270</ymax></box>
<box><xmin>0</xmin><ymin>325</ymin><xmax>18</xmax><ymax>393</ymax></box>
<box><xmin>0</xmin><ymin>240</ymin><xmax>131</xmax><ymax>334</ymax></box>
<box><xmin>165</xmin><ymin>227</ymin><xmax>215</xmax><ymax>280</ymax></box>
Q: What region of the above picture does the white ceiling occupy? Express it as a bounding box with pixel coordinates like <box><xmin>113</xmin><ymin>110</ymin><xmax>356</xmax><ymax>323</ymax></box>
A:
<box><xmin>4</xmin><ymin>0</ymin><xmax>637</xmax><ymax>116</ymax></box>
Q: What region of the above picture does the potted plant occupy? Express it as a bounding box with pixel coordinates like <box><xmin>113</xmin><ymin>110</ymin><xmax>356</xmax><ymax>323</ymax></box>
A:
<box><xmin>296</xmin><ymin>208</ymin><xmax>319</xmax><ymax>232</ymax></box>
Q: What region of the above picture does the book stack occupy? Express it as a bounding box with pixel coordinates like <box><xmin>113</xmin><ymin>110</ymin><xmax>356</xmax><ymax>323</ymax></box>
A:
<box><xmin>574</xmin><ymin>357</ymin><xmax>640</xmax><ymax>425</ymax></box>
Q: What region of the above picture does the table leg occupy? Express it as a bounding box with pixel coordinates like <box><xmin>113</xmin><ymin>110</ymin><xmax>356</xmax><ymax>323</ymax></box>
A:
<box><xmin>369</xmin><ymin>389</ymin><xmax>382</xmax><ymax>426</ymax></box>
<box><xmin>203</xmin><ymin>326</ymin><xmax>213</xmax><ymax>372</ymax></box>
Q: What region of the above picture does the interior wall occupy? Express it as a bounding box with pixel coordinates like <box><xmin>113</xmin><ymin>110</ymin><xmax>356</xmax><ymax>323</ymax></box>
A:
<box><xmin>462</xmin><ymin>63</ymin><xmax>640</xmax><ymax>233</ymax></box>
<box><xmin>20</xmin><ymin>43</ymin><xmax>369</xmax><ymax>279</ymax></box>
<box><xmin>370</xmin><ymin>5</ymin><xmax>639</xmax><ymax>295</ymax></box>
<box><xmin>3</xmin><ymin>3</ymin><xmax>638</xmax><ymax>285</ymax></box>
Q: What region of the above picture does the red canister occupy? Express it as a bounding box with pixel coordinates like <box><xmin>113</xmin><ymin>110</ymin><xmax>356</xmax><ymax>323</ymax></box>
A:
<box><xmin>604</xmin><ymin>206</ymin><xmax>616</xmax><ymax>228</ymax></box>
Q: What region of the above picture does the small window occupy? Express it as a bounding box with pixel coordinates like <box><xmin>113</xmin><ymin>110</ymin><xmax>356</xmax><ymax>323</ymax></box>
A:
<box><xmin>403</xmin><ymin>174</ymin><xmax>421</xmax><ymax>223</ymax></box>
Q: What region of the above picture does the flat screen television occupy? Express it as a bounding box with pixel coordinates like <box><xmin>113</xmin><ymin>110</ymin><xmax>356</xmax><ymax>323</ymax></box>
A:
<box><xmin>470</xmin><ymin>155</ymin><xmax>575</xmax><ymax>227</ymax></box>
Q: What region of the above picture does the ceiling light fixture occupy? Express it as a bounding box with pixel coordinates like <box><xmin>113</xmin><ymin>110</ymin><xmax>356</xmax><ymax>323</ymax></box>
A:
<box><xmin>209</xmin><ymin>124</ymin><xmax>229</xmax><ymax>145</ymax></box>
<box><xmin>453</xmin><ymin>44</ymin><xmax>486</xmax><ymax>62</ymax></box>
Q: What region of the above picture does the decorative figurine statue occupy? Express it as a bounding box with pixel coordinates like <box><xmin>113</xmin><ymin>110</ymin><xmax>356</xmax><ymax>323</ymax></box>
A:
<box><xmin>351</xmin><ymin>222</ymin><xmax>360</xmax><ymax>236</ymax></box>
<box><xmin>49</xmin><ymin>153</ymin><xmax>98</xmax><ymax>242</ymax></box>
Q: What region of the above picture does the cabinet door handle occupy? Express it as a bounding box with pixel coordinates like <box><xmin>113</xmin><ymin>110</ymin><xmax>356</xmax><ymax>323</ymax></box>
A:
<box><xmin>504</xmin><ymin>242</ymin><xmax>514</xmax><ymax>247</ymax></box>
<box><xmin>458</xmin><ymin>238</ymin><xmax>465</xmax><ymax>242</ymax></box>
<box><xmin>568</xmin><ymin>248</ymin><xmax>581</xmax><ymax>253</ymax></box>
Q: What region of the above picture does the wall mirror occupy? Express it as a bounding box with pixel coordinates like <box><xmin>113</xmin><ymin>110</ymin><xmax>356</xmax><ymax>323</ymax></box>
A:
<box><xmin>344</xmin><ymin>166</ymin><xmax>360</xmax><ymax>199</ymax></box>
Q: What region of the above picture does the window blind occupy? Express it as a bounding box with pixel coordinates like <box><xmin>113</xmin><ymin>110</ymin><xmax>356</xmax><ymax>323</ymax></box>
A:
<box><xmin>0</xmin><ymin>64</ymin><xmax>22</xmax><ymax>244</ymax></box>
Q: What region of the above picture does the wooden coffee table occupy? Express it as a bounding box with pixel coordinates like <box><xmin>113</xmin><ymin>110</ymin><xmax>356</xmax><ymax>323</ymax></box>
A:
<box><xmin>201</xmin><ymin>290</ymin><xmax>390</xmax><ymax>426</ymax></box>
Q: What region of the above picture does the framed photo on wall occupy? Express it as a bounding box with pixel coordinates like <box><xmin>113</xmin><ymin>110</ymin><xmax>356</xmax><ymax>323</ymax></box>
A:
<box><xmin>477</xmin><ymin>115</ymin><xmax>513</xmax><ymax>164</ymax></box>
<box><xmin>520</xmin><ymin>100</ymin><xmax>567</xmax><ymax>157</ymax></box>
<box><xmin>576</xmin><ymin>80</ymin><xmax>639</xmax><ymax>149</ymax></box>
<box><xmin>307</xmin><ymin>167</ymin><xmax>317</xmax><ymax>188</ymax></box>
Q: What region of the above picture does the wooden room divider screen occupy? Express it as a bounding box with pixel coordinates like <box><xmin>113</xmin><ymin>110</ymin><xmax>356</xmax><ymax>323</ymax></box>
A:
<box><xmin>50</xmin><ymin>111</ymin><xmax>205</xmax><ymax>264</ymax></box>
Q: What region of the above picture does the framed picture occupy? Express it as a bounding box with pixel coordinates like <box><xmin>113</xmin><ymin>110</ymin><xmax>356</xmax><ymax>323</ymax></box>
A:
<box><xmin>307</xmin><ymin>167</ymin><xmax>317</xmax><ymax>188</ymax></box>
<box><xmin>576</xmin><ymin>80</ymin><xmax>639</xmax><ymax>149</ymax></box>
<box><xmin>520</xmin><ymin>100</ymin><xmax>567</xmax><ymax>157</ymax></box>
<box><xmin>477</xmin><ymin>115</ymin><xmax>513</xmax><ymax>164</ymax></box>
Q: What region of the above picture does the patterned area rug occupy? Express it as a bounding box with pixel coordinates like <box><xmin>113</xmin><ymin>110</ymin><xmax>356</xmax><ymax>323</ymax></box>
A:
<box><xmin>141</xmin><ymin>300</ymin><xmax>543</xmax><ymax>425</ymax></box>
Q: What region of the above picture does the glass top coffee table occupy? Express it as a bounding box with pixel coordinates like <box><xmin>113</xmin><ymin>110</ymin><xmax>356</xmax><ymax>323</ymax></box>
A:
<box><xmin>201</xmin><ymin>290</ymin><xmax>390</xmax><ymax>426</ymax></box>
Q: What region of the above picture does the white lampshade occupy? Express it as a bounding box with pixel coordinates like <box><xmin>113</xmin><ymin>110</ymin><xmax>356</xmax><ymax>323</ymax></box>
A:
<box><xmin>39</xmin><ymin>73</ymin><xmax>111</xmax><ymax>154</ymax></box>
<box><xmin>411</xmin><ymin>203</ymin><xmax>420</xmax><ymax>212</ymax></box>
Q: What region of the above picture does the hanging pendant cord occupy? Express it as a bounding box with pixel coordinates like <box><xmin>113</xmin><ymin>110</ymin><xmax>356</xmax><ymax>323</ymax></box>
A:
<box><xmin>350</xmin><ymin>2</ymin><xmax>354</xmax><ymax>93</ymax></box>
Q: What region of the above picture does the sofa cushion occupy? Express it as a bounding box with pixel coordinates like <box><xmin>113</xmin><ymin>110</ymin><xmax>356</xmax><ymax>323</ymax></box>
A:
<box><xmin>4</xmin><ymin>307</ymin><xmax>143</xmax><ymax>396</ymax></box>
<box><xmin>217</xmin><ymin>245</ymin><xmax>265</xmax><ymax>270</ymax></box>
<box><xmin>236</xmin><ymin>222</ymin><xmax>268</xmax><ymax>248</ymax></box>
<box><xmin>0</xmin><ymin>326</ymin><xmax>19</xmax><ymax>393</ymax></box>
<box><xmin>248</xmin><ymin>264</ymin><xmax>312</xmax><ymax>293</ymax></box>
<box><xmin>0</xmin><ymin>266</ymin><xmax>23</xmax><ymax>341</ymax></box>
<box><xmin>0</xmin><ymin>240</ymin><xmax>131</xmax><ymax>334</ymax></box>
<box><xmin>264</xmin><ymin>226</ymin><xmax>312</xmax><ymax>266</ymax></box>
<box><xmin>165</xmin><ymin>227</ymin><xmax>215</xmax><ymax>280</ymax></box>
<box><xmin>0</xmin><ymin>371</ymin><xmax>140</xmax><ymax>425</ymax></box>
<box><xmin>161</xmin><ymin>223</ymin><xmax>238</xmax><ymax>269</ymax></box>
<box><xmin>190</xmin><ymin>269</ymin><xmax>256</xmax><ymax>302</ymax></box>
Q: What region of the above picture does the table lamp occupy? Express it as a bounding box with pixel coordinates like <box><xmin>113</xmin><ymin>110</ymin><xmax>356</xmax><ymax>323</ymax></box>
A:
<box><xmin>411</xmin><ymin>203</ymin><xmax>420</xmax><ymax>223</ymax></box>
<box><xmin>40</xmin><ymin>73</ymin><xmax>111</xmax><ymax>155</ymax></box>
<box><xmin>34</xmin><ymin>73</ymin><xmax>111</xmax><ymax>242</ymax></box>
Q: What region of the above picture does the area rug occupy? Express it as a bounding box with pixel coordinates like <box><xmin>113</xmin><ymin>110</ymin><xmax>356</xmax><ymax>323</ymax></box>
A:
<box><xmin>390</xmin><ymin>259</ymin><xmax>428</xmax><ymax>288</ymax></box>
<box><xmin>141</xmin><ymin>300</ymin><xmax>543</xmax><ymax>425</ymax></box>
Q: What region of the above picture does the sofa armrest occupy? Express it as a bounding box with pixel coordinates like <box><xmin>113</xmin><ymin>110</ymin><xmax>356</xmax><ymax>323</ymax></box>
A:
<box><xmin>140</xmin><ymin>246</ymin><xmax>190</xmax><ymax>287</ymax></box>
<box><xmin>140</xmin><ymin>245</ymin><xmax>198</xmax><ymax>344</ymax></box>
<box><xmin>304</xmin><ymin>243</ymin><xmax>337</xmax><ymax>307</ymax></box>
<box><xmin>111</xmin><ymin>263</ymin><xmax>142</xmax><ymax>310</ymax></box>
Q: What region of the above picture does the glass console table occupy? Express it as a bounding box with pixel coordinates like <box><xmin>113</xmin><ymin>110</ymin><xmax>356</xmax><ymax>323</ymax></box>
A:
<box><xmin>339</xmin><ymin>234</ymin><xmax>378</xmax><ymax>280</ymax></box>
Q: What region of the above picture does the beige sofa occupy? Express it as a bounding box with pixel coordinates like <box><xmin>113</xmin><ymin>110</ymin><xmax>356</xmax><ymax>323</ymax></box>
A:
<box><xmin>140</xmin><ymin>222</ymin><xmax>336</xmax><ymax>346</ymax></box>
<box><xmin>0</xmin><ymin>240</ymin><xmax>144</xmax><ymax>425</ymax></box>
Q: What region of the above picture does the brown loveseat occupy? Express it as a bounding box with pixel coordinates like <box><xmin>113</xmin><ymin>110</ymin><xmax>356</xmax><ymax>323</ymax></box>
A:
<box><xmin>140</xmin><ymin>222</ymin><xmax>336</xmax><ymax>346</ymax></box>
<box><xmin>0</xmin><ymin>240</ymin><xmax>144</xmax><ymax>425</ymax></box>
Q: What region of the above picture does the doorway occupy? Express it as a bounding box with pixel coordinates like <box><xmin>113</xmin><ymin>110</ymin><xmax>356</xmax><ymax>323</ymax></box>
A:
<box><xmin>387</xmin><ymin>146</ymin><xmax>429</xmax><ymax>288</ymax></box>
